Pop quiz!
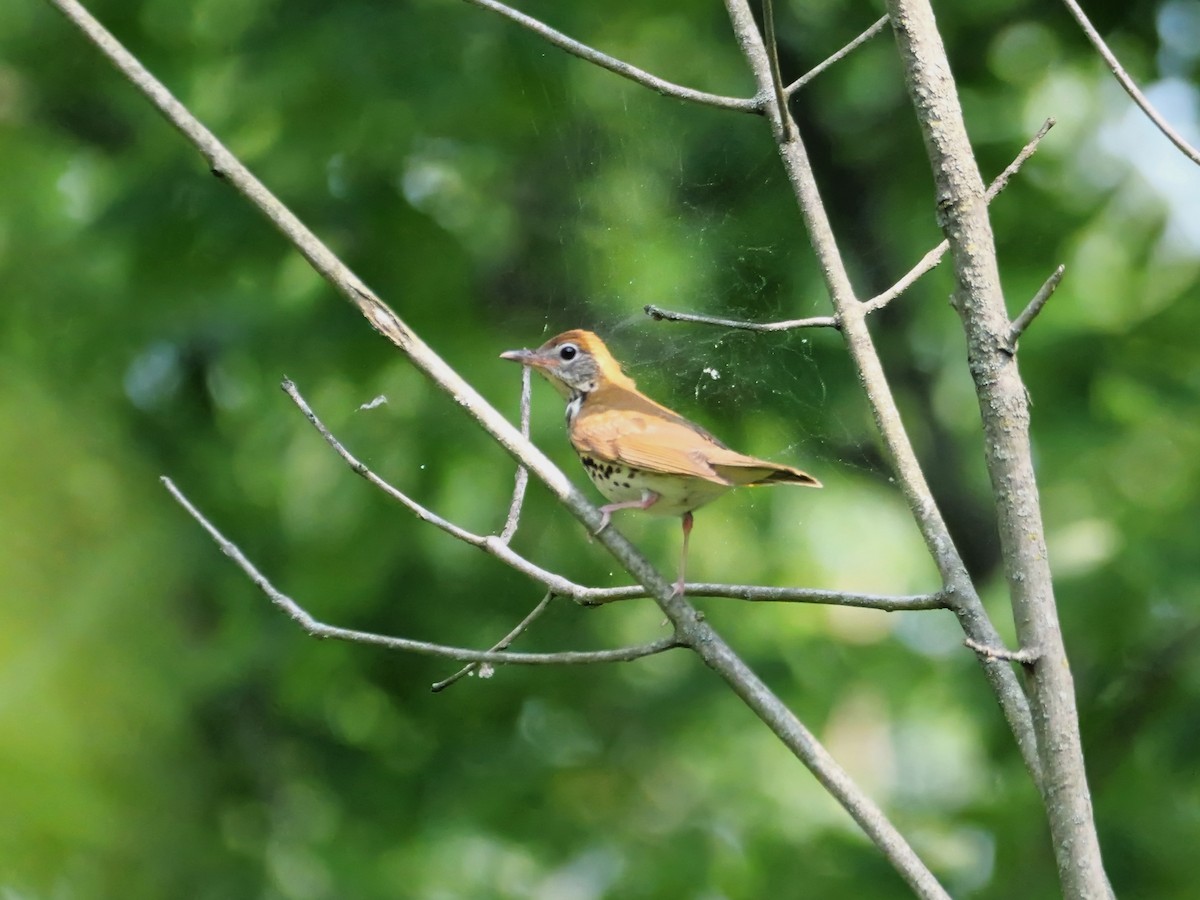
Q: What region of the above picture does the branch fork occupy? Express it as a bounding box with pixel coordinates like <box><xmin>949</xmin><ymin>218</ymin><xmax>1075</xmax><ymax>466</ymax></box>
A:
<box><xmin>1005</xmin><ymin>265</ymin><xmax>1065</xmax><ymax>353</ymax></box>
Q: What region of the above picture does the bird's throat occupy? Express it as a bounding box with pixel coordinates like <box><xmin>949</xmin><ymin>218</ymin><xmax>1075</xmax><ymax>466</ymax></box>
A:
<box><xmin>565</xmin><ymin>390</ymin><xmax>587</xmax><ymax>427</ymax></box>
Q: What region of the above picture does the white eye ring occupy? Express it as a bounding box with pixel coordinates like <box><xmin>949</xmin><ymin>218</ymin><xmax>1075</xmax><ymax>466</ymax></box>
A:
<box><xmin>558</xmin><ymin>344</ymin><xmax>578</xmax><ymax>361</ymax></box>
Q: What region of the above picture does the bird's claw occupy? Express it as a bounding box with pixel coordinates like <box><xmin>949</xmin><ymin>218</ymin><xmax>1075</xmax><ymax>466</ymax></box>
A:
<box><xmin>593</xmin><ymin>511</ymin><xmax>612</xmax><ymax>536</ymax></box>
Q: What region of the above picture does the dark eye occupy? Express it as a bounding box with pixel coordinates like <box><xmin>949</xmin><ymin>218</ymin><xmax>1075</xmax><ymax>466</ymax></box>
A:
<box><xmin>558</xmin><ymin>344</ymin><xmax>578</xmax><ymax>361</ymax></box>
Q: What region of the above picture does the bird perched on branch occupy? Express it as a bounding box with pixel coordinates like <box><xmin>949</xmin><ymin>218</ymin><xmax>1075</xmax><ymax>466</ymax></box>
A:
<box><xmin>501</xmin><ymin>329</ymin><xmax>820</xmax><ymax>596</ymax></box>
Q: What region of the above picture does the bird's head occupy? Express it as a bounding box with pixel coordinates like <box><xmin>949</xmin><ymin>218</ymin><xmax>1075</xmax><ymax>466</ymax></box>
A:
<box><xmin>500</xmin><ymin>330</ymin><xmax>636</xmax><ymax>397</ymax></box>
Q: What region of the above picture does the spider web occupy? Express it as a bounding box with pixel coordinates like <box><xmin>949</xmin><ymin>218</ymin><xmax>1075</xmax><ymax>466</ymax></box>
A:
<box><xmin>503</xmin><ymin>100</ymin><xmax>885</xmax><ymax>483</ymax></box>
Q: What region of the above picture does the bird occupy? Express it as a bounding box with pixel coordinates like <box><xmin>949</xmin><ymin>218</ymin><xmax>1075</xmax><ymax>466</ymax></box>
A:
<box><xmin>500</xmin><ymin>329</ymin><xmax>820</xmax><ymax>596</ymax></box>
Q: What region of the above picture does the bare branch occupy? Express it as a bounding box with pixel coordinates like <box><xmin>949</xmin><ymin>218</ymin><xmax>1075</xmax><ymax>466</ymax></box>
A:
<box><xmin>860</xmin><ymin>241</ymin><xmax>948</xmax><ymax>315</ymax></box>
<box><xmin>887</xmin><ymin>0</ymin><xmax>1110</xmax><ymax>893</ymax></box>
<box><xmin>761</xmin><ymin>0</ymin><xmax>793</xmax><ymax>140</ymax></box>
<box><xmin>280</xmin><ymin>378</ymin><xmax>589</xmax><ymax>597</ymax></box>
<box><xmin>644</xmin><ymin>303</ymin><xmax>839</xmax><ymax>332</ymax></box>
<box><xmin>983</xmin><ymin>117</ymin><xmax>1057</xmax><ymax>202</ymax></box>
<box><xmin>462</xmin><ymin>0</ymin><xmax>762</xmax><ymax>114</ymax></box>
<box><xmin>432</xmin><ymin>592</ymin><xmax>555</xmax><ymax>692</ymax></box>
<box><xmin>725</xmin><ymin>0</ymin><xmax>1044</xmax><ymax>794</ymax></box>
<box><xmin>1061</xmin><ymin>0</ymin><xmax>1200</xmax><ymax>167</ymax></box>
<box><xmin>786</xmin><ymin>15</ymin><xmax>890</xmax><ymax>95</ymax></box>
<box><xmin>498</xmin><ymin>365</ymin><xmax>532</xmax><ymax>543</ymax></box>
<box><xmin>1007</xmin><ymin>264</ymin><xmax>1065</xmax><ymax>351</ymax></box>
<box><xmin>162</xmin><ymin>477</ymin><xmax>680</xmax><ymax>665</ymax></box>
<box><xmin>964</xmin><ymin>637</ymin><xmax>1041</xmax><ymax>665</ymax></box>
<box><xmin>862</xmin><ymin>118</ymin><xmax>1056</xmax><ymax>315</ymax></box>
<box><xmin>583</xmin><ymin>584</ymin><xmax>948</xmax><ymax>611</ymax></box>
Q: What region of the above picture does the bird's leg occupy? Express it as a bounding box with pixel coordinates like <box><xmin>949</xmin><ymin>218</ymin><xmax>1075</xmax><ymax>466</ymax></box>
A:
<box><xmin>595</xmin><ymin>491</ymin><xmax>659</xmax><ymax>534</ymax></box>
<box><xmin>671</xmin><ymin>511</ymin><xmax>694</xmax><ymax>598</ymax></box>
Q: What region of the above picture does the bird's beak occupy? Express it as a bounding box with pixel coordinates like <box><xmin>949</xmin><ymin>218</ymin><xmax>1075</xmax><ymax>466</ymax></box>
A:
<box><xmin>500</xmin><ymin>348</ymin><xmax>542</xmax><ymax>367</ymax></box>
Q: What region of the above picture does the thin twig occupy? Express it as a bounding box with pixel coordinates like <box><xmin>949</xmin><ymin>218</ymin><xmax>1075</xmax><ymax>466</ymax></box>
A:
<box><xmin>860</xmin><ymin>242</ymin><xmax>948</xmax><ymax>315</ymax></box>
<box><xmin>786</xmin><ymin>15</ymin><xmax>890</xmax><ymax>95</ymax></box>
<box><xmin>1061</xmin><ymin>0</ymin><xmax>1200</xmax><ymax>166</ymax></box>
<box><xmin>862</xmin><ymin>118</ymin><xmax>1056</xmax><ymax>314</ymax></box>
<box><xmin>162</xmin><ymin>477</ymin><xmax>680</xmax><ymax>665</ymax></box>
<box><xmin>462</xmin><ymin>0</ymin><xmax>761</xmax><ymax>114</ymax></box>
<box><xmin>432</xmin><ymin>592</ymin><xmax>555</xmax><ymax>692</ymax></box>
<box><xmin>964</xmin><ymin>637</ymin><xmax>1041</xmax><ymax>665</ymax></box>
<box><xmin>762</xmin><ymin>0</ymin><xmax>793</xmax><ymax>140</ymax></box>
<box><xmin>280</xmin><ymin>379</ymin><xmax>587</xmax><ymax>598</ymax></box>
<box><xmin>982</xmin><ymin>117</ymin><xmax>1057</xmax><ymax>203</ymax></box>
<box><xmin>1007</xmin><ymin>264</ymin><xmax>1065</xmax><ymax>350</ymax></box>
<box><xmin>582</xmin><ymin>584</ymin><xmax>948</xmax><ymax>611</ymax></box>
<box><xmin>644</xmin><ymin>304</ymin><xmax>839</xmax><ymax>331</ymax></box>
<box><xmin>499</xmin><ymin>365</ymin><xmax>532</xmax><ymax>543</ymax></box>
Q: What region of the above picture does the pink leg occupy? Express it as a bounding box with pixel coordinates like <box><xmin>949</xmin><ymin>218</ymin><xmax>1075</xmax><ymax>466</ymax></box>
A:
<box><xmin>670</xmin><ymin>511</ymin><xmax>694</xmax><ymax>598</ymax></box>
<box><xmin>595</xmin><ymin>491</ymin><xmax>659</xmax><ymax>533</ymax></box>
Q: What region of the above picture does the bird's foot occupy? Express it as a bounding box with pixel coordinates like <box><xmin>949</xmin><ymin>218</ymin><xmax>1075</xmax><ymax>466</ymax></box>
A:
<box><xmin>593</xmin><ymin>493</ymin><xmax>658</xmax><ymax>536</ymax></box>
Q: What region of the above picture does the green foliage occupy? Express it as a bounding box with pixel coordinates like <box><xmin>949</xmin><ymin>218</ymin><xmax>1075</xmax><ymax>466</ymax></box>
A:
<box><xmin>2</xmin><ymin>0</ymin><xmax>1198</xmax><ymax>896</ymax></box>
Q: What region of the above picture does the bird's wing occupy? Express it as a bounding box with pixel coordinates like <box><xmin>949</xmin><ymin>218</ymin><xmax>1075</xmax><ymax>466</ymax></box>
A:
<box><xmin>572</xmin><ymin>387</ymin><xmax>820</xmax><ymax>488</ymax></box>
<box><xmin>571</xmin><ymin>407</ymin><xmax>734</xmax><ymax>484</ymax></box>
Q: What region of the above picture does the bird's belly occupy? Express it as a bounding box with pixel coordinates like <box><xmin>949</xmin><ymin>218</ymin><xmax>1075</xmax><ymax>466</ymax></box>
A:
<box><xmin>578</xmin><ymin>455</ymin><xmax>729</xmax><ymax>516</ymax></box>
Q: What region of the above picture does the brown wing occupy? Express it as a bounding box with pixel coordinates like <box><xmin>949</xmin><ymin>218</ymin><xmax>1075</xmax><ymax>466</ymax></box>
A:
<box><xmin>571</xmin><ymin>405</ymin><xmax>734</xmax><ymax>484</ymax></box>
<box><xmin>571</xmin><ymin>386</ymin><xmax>820</xmax><ymax>488</ymax></box>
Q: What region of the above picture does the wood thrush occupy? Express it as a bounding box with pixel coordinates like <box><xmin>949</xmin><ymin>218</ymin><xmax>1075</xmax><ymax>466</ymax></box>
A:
<box><xmin>501</xmin><ymin>329</ymin><xmax>821</xmax><ymax>596</ymax></box>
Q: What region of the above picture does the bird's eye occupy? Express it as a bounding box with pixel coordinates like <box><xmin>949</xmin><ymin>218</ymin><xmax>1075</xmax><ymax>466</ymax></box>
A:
<box><xmin>559</xmin><ymin>344</ymin><xmax>578</xmax><ymax>361</ymax></box>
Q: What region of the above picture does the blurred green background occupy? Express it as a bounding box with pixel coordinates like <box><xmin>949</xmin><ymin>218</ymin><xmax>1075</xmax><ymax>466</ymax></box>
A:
<box><xmin>2</xmin><ymin>0</ymin><xmax>1198</xmax><ymax>896</ymax></box>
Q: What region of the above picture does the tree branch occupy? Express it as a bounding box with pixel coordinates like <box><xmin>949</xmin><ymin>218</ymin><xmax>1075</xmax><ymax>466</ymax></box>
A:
<box><xmin>161</xmin><ymin>478</ymin><xmax>680</xmax><ymax>666</ymax></box>
<box><xmin>984</xmin><ymin>118</ymin><xmax>1058</xmax><ymax>200</ymax></box>
<box><xmin>280</xmin><ymin>378</ymin><xmax>588</xmax><ymax>600</ymax></box>
<box><xmin>432</xmin><ymin>592</ymin><xmax>555</xmax><ymax>692</ymax></box>
<box><xmin>723</xmin><ymin>0</ymin><xmax>1044</xmax><ymax>794</ymax></box>
<box><xmin>498</xmin><ymin>365</ymin><xmax>532</xmax><ymax>543</ymax></box>
<box><xmin>1061</xmin><ymin>0</ymin><xmax>1200</xmax><ymax>167</ymax></box>
<box><xmin>885</xmin><ymin>1</ymin><xmax>1111</xmax><ymax>895</ymax></box>
<box><xmin>1007</xmin><ymin>264</ymin><xmax>1065</xmax><ymax>351</ymax></box>
<box><xmin>862</xmin><ymin>118</ymin><xmax>1056</xmax><ymax>315</ymax></box>
<box><xmin>786</xmin><ymin>15</ymin><xmax>890</xmax><ymax>95</ymax></box>
<box><xmin>964</xmin><ymin>637</ymin><xmax>1041</xmax><ymax>665</ymax></box>
<box><xmin>583</xmin><ymin>584</ymin><xmax>948</xmax><ymax>611</ymax></box>
<box><xmin>703</xmin><ymin>10</ymin><xmax>957</xmax><ymax>896</ymax></box>
<box><xmin>644</xmin><ymin>303</ymin><xmax>839</xmax><ymax>332</ymax></box>
<box><xmin>761</xmin><ymin>0</ymin><xmax>793</xmax><ymax>140</ymax></box>
<box><xmin>461</xmin><ymin>0</ymin><xmax>762</xmax><ymax>113</ymax></box>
